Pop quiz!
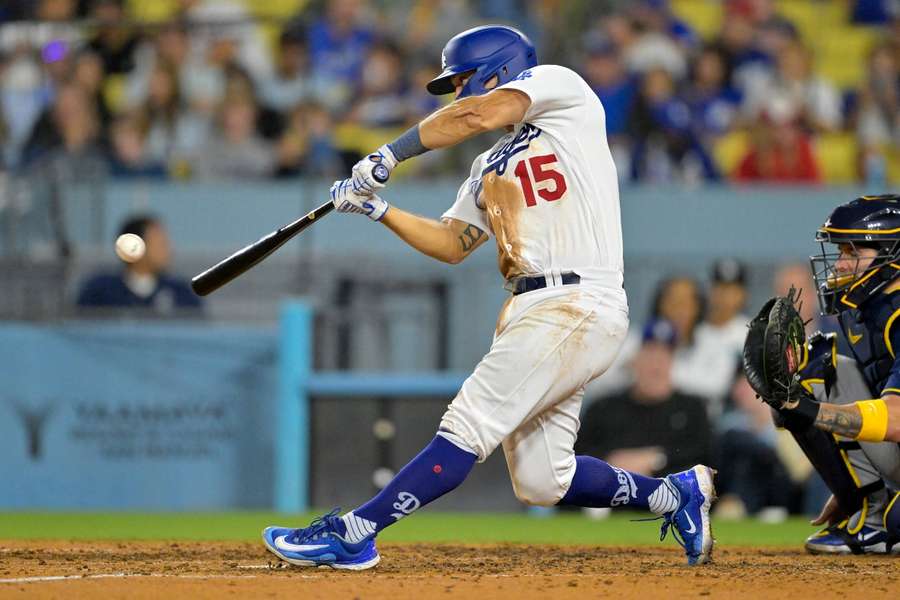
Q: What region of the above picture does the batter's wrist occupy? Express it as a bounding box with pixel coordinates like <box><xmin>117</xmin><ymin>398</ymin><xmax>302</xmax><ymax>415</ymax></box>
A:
<box><xmin>386</xmin><ymin>125</ymin><xmax>428</xmax><ymax>162</ymax></box>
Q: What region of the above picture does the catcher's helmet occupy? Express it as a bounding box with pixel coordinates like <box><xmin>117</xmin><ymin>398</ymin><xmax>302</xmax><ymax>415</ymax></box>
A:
<box><xmin>811</xmin><ymin>194</ymin><xmax>900</xmax><ymax>315</ymax></box>
<box><xmin>426</xmin><ymin>25</ymin><xmax>537</xmax><ymax>98</ymax></box>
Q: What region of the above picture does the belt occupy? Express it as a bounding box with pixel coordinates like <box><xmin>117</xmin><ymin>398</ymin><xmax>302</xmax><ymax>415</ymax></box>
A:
<box><xmin>510</xmin><ymin>272</ymin><xmax>580</xmax><ymax>295</ymax></box>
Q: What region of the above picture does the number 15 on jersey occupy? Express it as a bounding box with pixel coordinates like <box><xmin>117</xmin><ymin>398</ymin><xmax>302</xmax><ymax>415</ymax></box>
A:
<box><xmin>513</xmin><ymin>153</ymin><xmax>568</xmax><ymax>207</ymax></box>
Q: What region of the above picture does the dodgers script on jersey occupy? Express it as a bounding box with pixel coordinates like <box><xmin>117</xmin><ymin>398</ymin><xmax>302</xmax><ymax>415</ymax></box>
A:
<box><xmin>443</xmin><ymin>64</ymin><xmax>623</xmax><ymax>286</ymax></box>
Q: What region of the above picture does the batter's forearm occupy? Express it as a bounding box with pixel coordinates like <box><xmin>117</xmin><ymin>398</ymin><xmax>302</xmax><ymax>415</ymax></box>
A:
<box><xmin>380</xmin><ymin>207</ymin><xmax>460</xmax><ymax>263</ymax></box>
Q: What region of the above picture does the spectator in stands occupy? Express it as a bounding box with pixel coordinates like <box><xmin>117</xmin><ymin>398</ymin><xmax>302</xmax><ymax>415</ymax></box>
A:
<box><xmin>743</xmin><ymin>40</ymin><xmax>842</xmax><ymax>133</ymax></box>
<box><xmin>855</xmin><ymin>43</ymin><xmax>899</xmax><ymax>184</ymax></box>
<box><xmin>653</xmin><ymin>275</ymin><xmax>704</xmax><ymax>353</ymax></box>
<box><xmin>406</xmin><ymin>61</ymin><xmax>443</xmax><ymax>119</ymax></box>
<box><xmin>715</xmin><ymin>366</ymin><xmax>809</xmax><ymax>518</ymax></box>
<box><xmin>21</xmin><ymin>81</ymin><xmax>102</xmax><ymax>167</ymax></box>
<box><xmin>576</xmin><ymin>319</ymin><xmax>711</xmax><ymax>478</ymax></box>
<box><xmin>345</xmin><ymin>42</ymin><xmax>410</xmax><ymax>128</ymax></box>
<box><xmin>307</xmin><ymin>0</ymin><xmax>375</xmax><ymax>109</ymax></box>
<box><xmin>582</xmin><ymin>37</ymin><xmax>636</xmax><ymax>170</ymax></box>
<box><xmin>683</xmin><ymin>46</ymin><xmax>741</xmax><ymax>140</ymax></box>
<box><xmin>107</xmin><ymin>114</ymin><xmax>166</xmax><ymax>178</ymax></box>
<box><xmin>182</xmin><ymin>0</ymin><xmax>272</xmax><ymax>81</ymax></box>
<box><xmin>712</xmin><ymin>11</ymin><xmax>771</xmax><ymax>94</ymax></box>
<box><xmin>135</xmin><ymin>61</ymin><xmax>208</xmax><ymax>175</ymax></box>
<box><xmin>0</xmin><ymin>44</ymin><xmax>54</xmax><ymax>166</ymax></box>
<box><xmin>85</xmin><ymin>0</ymin><xmax>140</xmax><ymax>76</ymax></box>
<box><xmin>628</xmin><ymin>68</ymin><xmax>719</xmax><ymax>182</ymax></box>
<box><xmin>616</xmin><ymin>8</ymin><xmax>687</xmax><ymax>80</ymax></box>
<box><xmin>629</xmin><ymin>0</ymin><xmax>699</xmax><ymax>49</ymax></box>
<box><xmin>258</xmin><ymin>28</ymin><xmax>321</xmax><ymax>113</ymax></box>
<box><xmin>126</xmin><ymin>22</ymin><xmax>191</xmax><ymax>112</ymax></box>
<box><xmin>734</xmin><ymin>96</ymin><xmax>821</xmax><ymax>183</ymax></box>
<box><xmin>192</xmin><ymin>93</ymin><xmax>274</xmax><ymax>179</ymax></box>
<box><xmin>275</xmin><ymin>101</ymin><xmax>342</xmax><ymax>177</ymax></box>
<box><xmin>73</xmin><ymin>50</ymin><xmax>111</xmax><ymax>129</ymax></box>
<box><xmin>77</xmin><ymin>215</ymin><xmax>202</xmax><ymax>313</ymax></box>
<box><xmin>851</xmin><ymin>0</ymin><xmax>898</xmax><ymax>24</ymax></box>
<box><xmin>682</xmin><ymin>259</ymin><xmax>751</xmax><ymax>416</ymax></box>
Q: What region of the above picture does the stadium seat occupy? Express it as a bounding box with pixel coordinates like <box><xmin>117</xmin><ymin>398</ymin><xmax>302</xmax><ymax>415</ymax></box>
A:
<box><xmin>814</xmin><ymin>27</ymin><xmax>880</xmax><ymax>90</ymax></box>
<box><xmin>670</xmin><ymin>0</ymin><xmax>723</xmax><ymax>41</ymax></box>
<box><xmin>813</xmin><ymin>133</ymin><xmax>859</xmax><ymax>184</ymax></box>
<box><xmin>712</xmin><ymin>130</ymin><xmax>750</xmax><ymax>176</ymax></box>
<box><xmin>887</xmin><ymin>146</ymin><xmax>900</xmax><ymax>186</ymax></box>
<box><xmin>126</xmin><ymin>0</ymin><xmax>180</xmax><ymax>23</ymax></box>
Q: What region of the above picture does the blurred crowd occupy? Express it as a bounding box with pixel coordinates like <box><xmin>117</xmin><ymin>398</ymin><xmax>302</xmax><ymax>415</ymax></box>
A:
<box><xmin>578</xmin><ymin>258</ymin><xmax>831</xmax><ymax>520</ymax></box>
<box><xmin>0</xmin><ymin>0</ymin><xmax>898</xmax><ymax>184</ymax></box>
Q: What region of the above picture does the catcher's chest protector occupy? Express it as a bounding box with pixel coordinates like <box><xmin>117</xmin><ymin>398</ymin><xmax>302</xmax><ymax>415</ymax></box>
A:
<box><xmin>837</xmin><ymin>291</ymin><xmax>900</xmax><ymax>396</ymax></box>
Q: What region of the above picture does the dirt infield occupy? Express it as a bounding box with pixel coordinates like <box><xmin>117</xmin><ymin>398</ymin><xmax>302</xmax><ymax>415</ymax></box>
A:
<box><xmin>1</xmin><ymin>541</ymin><xmax>897</xmax><ymax>599</ymax></box>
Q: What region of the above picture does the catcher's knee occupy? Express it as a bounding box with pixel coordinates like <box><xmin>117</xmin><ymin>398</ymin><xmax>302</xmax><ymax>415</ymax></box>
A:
<box><xmin>886</xmin><ymin>491</ymin><xmax>900</xmax><ymax>537</ymax></box>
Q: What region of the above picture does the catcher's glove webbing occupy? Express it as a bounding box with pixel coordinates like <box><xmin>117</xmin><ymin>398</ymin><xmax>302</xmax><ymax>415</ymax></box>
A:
<box><xmin>743</xmin><ymin>287</ymin><xmax>820</xmax><ymax>430</ymax></box>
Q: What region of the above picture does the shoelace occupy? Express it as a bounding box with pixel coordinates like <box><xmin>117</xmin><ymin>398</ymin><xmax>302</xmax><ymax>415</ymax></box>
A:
<box><xmin>287</xmin><ymin>508</ymin><xmax>343</xmax><ymax>544</ymax></box>
<box><xmin>630</xmin><ymin>514</ymin><xmax>686</xmax><ymax>548</ymax></box>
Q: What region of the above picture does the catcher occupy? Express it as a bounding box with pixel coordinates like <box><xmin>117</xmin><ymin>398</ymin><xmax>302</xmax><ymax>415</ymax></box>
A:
<box><xmin>744</xmin><ymin>193</ymin><xmax>900</xmax><ymax>555</ymax></box>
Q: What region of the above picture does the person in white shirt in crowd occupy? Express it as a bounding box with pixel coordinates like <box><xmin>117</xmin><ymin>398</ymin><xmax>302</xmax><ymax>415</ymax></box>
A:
<box><xmin>676</xmin><ymin>258</ymin><xmax>751</xmax><ymax>417</ymax></box>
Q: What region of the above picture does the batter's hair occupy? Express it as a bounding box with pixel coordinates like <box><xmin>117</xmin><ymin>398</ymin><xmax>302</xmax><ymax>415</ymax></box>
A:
<box><xmin>117</xmin><ymin>214</ymin><xmax>160</xmax><ymax>240</ymax></box>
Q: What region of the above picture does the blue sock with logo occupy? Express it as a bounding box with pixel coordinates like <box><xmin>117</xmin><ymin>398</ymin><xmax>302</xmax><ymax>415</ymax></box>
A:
<box><xmin>557</xmin><ymin>456</ymin><xmax>679</xmax><ymax>514</ymax></box>
<box><xmin>340</xmin><ymin>433</ymin><xmax>477</xmax><ymax>542</ymax></box>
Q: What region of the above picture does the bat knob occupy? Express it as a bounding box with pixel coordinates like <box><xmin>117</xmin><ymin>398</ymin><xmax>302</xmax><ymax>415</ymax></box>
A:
<box><xmin>372</xmin><ymin>164</ymin><xmax>390</xmax><ymax>184</ymax></box>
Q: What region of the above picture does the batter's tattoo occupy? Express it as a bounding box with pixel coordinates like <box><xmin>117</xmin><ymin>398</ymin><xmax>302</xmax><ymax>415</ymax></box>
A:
<box><xmin>814</xmin><ymin>404</ymin><xmax>863</xmax><ymax>438</ymax></box>
<box><xmin>458</xmin><ymin>225</ymin><xmax>484</xmax><ymax>252</ymax></box>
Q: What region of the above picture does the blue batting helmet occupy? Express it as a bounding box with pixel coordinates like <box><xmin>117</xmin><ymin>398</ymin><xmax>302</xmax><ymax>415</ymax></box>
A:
<box><xmin>426</xmin><ymin>25</ymin><xmax>538</xmax><ymax>98</ymax></box>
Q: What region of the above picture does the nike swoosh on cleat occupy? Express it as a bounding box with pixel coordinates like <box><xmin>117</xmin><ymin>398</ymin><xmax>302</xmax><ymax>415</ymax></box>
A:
<box><xmin>684</xmin><ymin>512</ymin><xmax>697</xmax><ymax>534</ymax></box>
<box><xmin>274</xmin><ymin>536</ymin><xmax>330</xmax><ymax>553</ymax></box>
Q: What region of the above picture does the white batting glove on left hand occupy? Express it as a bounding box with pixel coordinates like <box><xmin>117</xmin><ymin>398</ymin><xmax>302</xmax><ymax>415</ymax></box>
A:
<box><xmin>330</xmin><ymin>179</ymin><xmax>389</xmax><ymax>221</ymax></box>
<box><xmin>351</xmin><ymin>144</ymin><xmax>398</xmax><ymax>194</ymax></box>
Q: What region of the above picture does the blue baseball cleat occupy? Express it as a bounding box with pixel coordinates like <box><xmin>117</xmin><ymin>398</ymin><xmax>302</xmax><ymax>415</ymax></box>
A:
<box><xmin>805</xmin><ymin>523</ymin><xmax>898</xmax><ymax>555</ymax></box>
<box><xmin>262</xmin><ymin>509</ymin><xmax>380</xmax><ymax>570</ymax></box>
<box><xmin>659</xmin><ymin>465</ymin><xmax>716</xmax><ymax>565</ymax></box>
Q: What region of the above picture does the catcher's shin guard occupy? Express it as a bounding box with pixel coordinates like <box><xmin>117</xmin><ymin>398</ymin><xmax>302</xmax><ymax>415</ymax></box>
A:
<box><xmin>886</xmin><ymin>491</ymin><xmax>900</xmax><ymax>549</ymax></box>
<box><xmin>784</xmin><ymin>422</ymin><xmax>886</xmax><ymax>526</ymax></box>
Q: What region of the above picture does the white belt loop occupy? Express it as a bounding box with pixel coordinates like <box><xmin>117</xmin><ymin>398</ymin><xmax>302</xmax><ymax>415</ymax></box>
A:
<box><xmin>542</xmin><ymin>268</ymin><xmax>553</xmax><ymax>287</ymax></box>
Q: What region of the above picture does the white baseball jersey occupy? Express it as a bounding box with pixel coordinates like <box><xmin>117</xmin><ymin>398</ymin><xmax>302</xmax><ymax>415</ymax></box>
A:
<box><xmin>442</xmin><ymin>64</ymin><xmax>624</xmax><ymax>286</ymax></box>
<box><xmin>438</xmin><ymin>65</ymin><xmax>631</xmax><ymax>505</ymax></box>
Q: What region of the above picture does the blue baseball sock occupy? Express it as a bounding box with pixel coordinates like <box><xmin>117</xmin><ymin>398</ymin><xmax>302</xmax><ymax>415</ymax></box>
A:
<box><xmin>557</xmin><ymin>455</ymin><xmax>679</xmax><ymax>514</ymax></box>
<box><xmin>340</xmin><ymin>433</ymin><xmax>477</xmax><ymax>542</ymax></box>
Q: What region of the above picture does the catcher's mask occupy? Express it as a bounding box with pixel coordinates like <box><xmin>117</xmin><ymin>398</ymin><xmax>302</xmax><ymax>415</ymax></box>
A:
<box><xmin>810</xmin><ymin>194</ymin><xmax>900</xmax><ymax>315</ymax></box>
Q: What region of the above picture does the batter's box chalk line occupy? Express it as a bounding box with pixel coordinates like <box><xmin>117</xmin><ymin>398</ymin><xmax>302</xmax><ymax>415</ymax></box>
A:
<box><xmin>0</xmin><ymin>573</ymin><xmax>261</xmax><ymax>584</ymax></box>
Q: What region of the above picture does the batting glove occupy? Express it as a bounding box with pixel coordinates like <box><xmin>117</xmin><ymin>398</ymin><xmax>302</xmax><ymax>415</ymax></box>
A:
<box><xmin>330</xmin><ymin>179</ymin><xmax>389</xmax><ymax>222</ymax></box>
<box><xmin>351</xmin><ymin>144</ymin><xmax>398</xmax><ymax>194</ymax></box>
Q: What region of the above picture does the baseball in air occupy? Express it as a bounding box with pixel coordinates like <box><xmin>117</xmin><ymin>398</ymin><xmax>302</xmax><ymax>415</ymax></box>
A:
<box><xmin>115</xmin><ymin>233</ymin><xmax>146</xmax><ymax>263</ymax></box>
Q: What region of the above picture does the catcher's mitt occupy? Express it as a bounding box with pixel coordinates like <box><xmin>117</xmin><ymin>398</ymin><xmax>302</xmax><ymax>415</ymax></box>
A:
<box><xmin>742</xmin><ymin>286</ymin><xmax>809</xmax><ymax>408</ymax></box>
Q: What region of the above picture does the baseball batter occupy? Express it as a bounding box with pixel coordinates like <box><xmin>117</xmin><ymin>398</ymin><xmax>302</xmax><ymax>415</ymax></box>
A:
<box><xmin>263</xmin><ymin>25</ymin><xmax>715</xmax><ymax>569</ymax></box>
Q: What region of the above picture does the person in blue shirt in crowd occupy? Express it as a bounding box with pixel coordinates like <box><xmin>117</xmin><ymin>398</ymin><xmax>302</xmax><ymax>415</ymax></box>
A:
<box><xmin>76</xmin><ymin>215</ymin><xmax>202</xmax><ymax>314</ymax></box>
<box><xmin>582</xmin><ymin>38</ymin><xmax>636</xmax><ymax>141</ymax></box>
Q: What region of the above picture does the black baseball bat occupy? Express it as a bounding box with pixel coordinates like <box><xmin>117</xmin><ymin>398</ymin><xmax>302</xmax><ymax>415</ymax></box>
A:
<box><xmin>191</xmin><ymin>166</ymin><xmax>389</xmax><ymax>296</ymax></box>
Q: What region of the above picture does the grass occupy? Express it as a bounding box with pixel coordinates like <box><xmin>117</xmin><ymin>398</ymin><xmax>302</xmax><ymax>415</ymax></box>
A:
<box><xmin>0</xmin><ymin>511</ymin><xmax>816</xmax><ymax>547</ymax></box>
